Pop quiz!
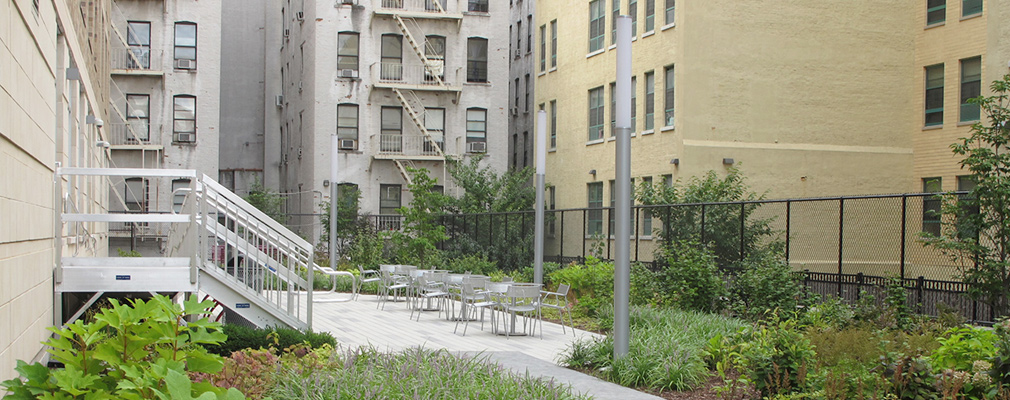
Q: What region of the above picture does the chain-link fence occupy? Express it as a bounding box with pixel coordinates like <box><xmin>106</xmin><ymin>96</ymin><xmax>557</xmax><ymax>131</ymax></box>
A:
<box><xmin>362</xmin><ymin>192</ymin><xmax>994</xmax><ymax>323</ymax></box>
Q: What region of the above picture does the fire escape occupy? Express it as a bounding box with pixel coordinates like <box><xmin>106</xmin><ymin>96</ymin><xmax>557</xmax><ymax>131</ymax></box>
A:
<box><xmin>372</xmin><ymin>0</ymin><xmax>464</xmax><ymax>188</ymax></box>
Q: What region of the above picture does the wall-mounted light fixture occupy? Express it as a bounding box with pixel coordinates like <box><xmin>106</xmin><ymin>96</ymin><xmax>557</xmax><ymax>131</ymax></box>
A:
<box><xmin>670</xmin><ymin>158</ymin><xmax>679</xmax><ymax>165</ymax></box>
<box><xmin>95</xmin><ymin>141</ymin><xmax>110</xmax><ymax>148</ymax></box>
<box><xmin>722</xmin><ymin>158</ymin><xmax>735</xmax><ymax>165</ymax></box>
<box><xmin>86</xmin><ymin>115</ymin><xmax>104</xmax><ymax>127</ymax></box>
<box><xmin>323</xmin><ymin>179</ymin><xmax>330</xmax><ymax>187</ymax></box>
<box><xmin>589</xmin><ymin>169</ymin><xmax>597</xmax><ymax>176</ymax></box>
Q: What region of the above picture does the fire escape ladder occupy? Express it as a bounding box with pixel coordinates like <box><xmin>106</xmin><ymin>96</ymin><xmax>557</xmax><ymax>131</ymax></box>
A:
<box><xmin>392</xmin><ymin>88</ymin><xmax>444</xmax><ymax>158</ymax></box>
<box><xmin>109</xmin><ymin>1</ymin><xmax>146</xmax><ymax>69</ymax></box>
<box><xmin>393</xmin><ymin>160</ymin><xmax>415</xmax><ymax>186</ymax></box>
<box><xmin>392</xmin><ymin>14</ymin><xmax>445</xmax><ymax>86</ymax></box>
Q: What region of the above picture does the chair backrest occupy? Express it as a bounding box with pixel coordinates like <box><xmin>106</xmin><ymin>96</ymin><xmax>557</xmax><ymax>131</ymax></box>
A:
<box><xmin>463</xmin><ymin>275</ymin><xmax>488</xmax><ymax>290</ymax></box>
<box><xmin>358</xmin><ymin>264</ymin><xmax>373</xmax><ymax>274</ymax></box>
<box><xmin>501</xmin><ymin>276</ymin><xmax>513</xmax><ymax>283</ymax></box>
<box><xmin>556</xmin><ymin>283</ymin><xmax>570</xmax><ymax>296</ymax></box>
<box><xmin>379</xmin><ymin>264</ymin><xmax>396</xmax><ymax>273</ymax></box>
<box><xmin>507</xmin><ymin>284</ymin><xmax>541</xmax><ymax>303</ymax></box>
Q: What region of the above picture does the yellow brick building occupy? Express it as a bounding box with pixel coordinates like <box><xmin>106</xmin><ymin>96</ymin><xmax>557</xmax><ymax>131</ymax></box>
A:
<box><xmin>534</xmin><ymin>0</ymin><xmax>1008</xmax><ymax>212</ymax></box>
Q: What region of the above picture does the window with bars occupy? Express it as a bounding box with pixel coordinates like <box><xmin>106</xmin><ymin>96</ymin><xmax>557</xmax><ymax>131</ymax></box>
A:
<box><xmin>960</xmin><ymin>56</ymin><xmax>981</xmax><ymax>122</ymax></box>
<box><xmin>925</xmin><ymin>64</ymin><xmax>944</xmax><ymax>127</ymax></box>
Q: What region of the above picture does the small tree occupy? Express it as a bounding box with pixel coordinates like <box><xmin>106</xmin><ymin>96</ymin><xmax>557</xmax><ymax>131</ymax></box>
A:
<box><xmin>391</xmin><ymin>166</ymin><xmax>449</xmax><ymax>267</ymax></box>
<box><xmin>925</xmin><ymin>74</ymin><xmax>1010</xmax><ymax>318</ymax></box>
<box><xmin>244</xmin><ymin>176</ymin><xmax>286</xmax><ymax>225</ymax></box>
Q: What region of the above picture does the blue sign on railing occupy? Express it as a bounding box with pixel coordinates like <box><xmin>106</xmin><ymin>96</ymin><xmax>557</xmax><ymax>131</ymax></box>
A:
<box><xmin>115</xmin><ymin>275</ymin><xmax>131</xmax><ymax>281</ymax></box>
<box><xmin>235</xmin><ymin>303</ymin><xmax>250</xmax><ymax>309</ymax></box>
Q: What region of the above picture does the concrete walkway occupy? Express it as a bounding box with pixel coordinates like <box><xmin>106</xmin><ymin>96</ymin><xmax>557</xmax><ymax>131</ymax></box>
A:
<box><xmin>309</xmin><ymin>292</ymin><xmax>661</xmax><ymax>399</ymax></box>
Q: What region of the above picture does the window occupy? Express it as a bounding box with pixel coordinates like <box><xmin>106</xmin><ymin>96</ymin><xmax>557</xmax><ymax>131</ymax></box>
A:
<box><xmin>588</xmin><ymin>182</ymin><xmax>603</xmax><ymax>235</ymax></box>
<box><xmin>337</xmin><ymin>32</ymin><xmax>359</xmax><ymax>71</ymax></box>
<box><xmin>663</xmin><ymin>174</ymin><xmax>673</xmax><ymax>187</ymax></box>
<box><xmin>174</xmin><ymin>22</ymin><xmax>197</xmax><ymax>64</ymax></box>
<box><xmin>467</xmin><ymin>37</ymin><xmax>488</xmax><ymax>82</ymax></box>
<box><xmin>645</xmin><ymin>0</ymin><xmax>655</xmax><ymax>31</ymax></box>
<box><xmin>960</xmin><ymin>56</ymin><xmax>981</xmax><ymax>122</ymax></box>
<box><xmin>550</xmin><ymin>20</ymin><xmax>557</xmax><ymax>68</ymax></box>
<box><xmin>527</xmin><ymin>15</ymin><xmax>533</xmax><ymax>53</ymax></box>
<box><xmin>523</xmin><ymin>132</ymin><xmax>529</xmax><ymax>167</ymax></box>
<box><xmin>125</xmin><ymin>94</ymin><xmax>150</xmax><ymax>141</ymax></box>
<box><xmin>588</xmin><ymin>87</ymin><xmax>605</xmax><ymax>141</ymax></box>
<box><xmin>525</xmin><ymin>74</ymin><xmax>531</xmax><ymax>112</ymax></box>
<box><xmin>516</xmin><ymin>21</ymin><xmax>522</xmax><ymax>52</ymax></box>
<box><xmin>173</xmin><ymin>95</ymin><xmax>196</xmax><ymax>143</ymax></box>
<box><xmin>645</xmin><ymin>72</ymin><xmax>655</xmax><ymax>130</ymax></box>
<box><xmin>380</xmin><ymin>107</ymin><xmax>402</xmax><ymax>152</ymax></box>
<box><xmin>337</xmin><ymin>104</ymin><xmax>358</xmax><ymax>142</ymax></box>
<box><xmin>424</xmin><ymin>108</ymin><xmax>445</xmax><ymax>153</ymax></box>
<box><xmin>922</xmin><ymin>177</ymin><xmax>942</xmax><ymax>236</ymax></box>
<box><xmin>925</xmin><ymin>64</ymin><xmax>944</xmax><ymax>127</ymax></box>
<box><xmin>631</xmin><ymin>76</ymin><xmax>637</xmax><ymax>132</ymax></box>
<box><xmin>381</xmin><ymin>34</ymin><xmax>402</xmax><ymax>80</ymax></box>
<box><xmin>468</xmin><ymin>0</ymin><xmax>488</xmax><ymax>12</ymax></box>
<box><xmin>379</xmin><ymin>184</ymin><xmax>402</xmax><ymax>215</ymax></box>
<box><xmin>424</xmin><ymin>0</ymin><xmax>443</xmax><ymax>12</ymax></box>
<box><xmin>962</xmin><ymin>0</ymin><xmax>982</xmax><ymax>16</ymax></box>
<box><xmin>611</xmin><ymin>0</ymin><xmax>619</xmax><ymax>46</ymax></box>
<box><xmin>514</xmin><ymin>78</ymin><xmax>520</xmax><ymax>109</ymax></box>
<box><xmin>549</xmin><ymin>100</ymin><xmax>557</xmax><ymax>149</ymax></box>
<box><xmin>424</xmin><ymin>35</ymin><xmax>446</xmax><ymax>82</ymax></box>
<box><xmin>630</xmin><ymin>0</ymin><xmax>637</xmax><ymax>36</ymax></box>
<box><xmin>641</xmin><ymin>176</ymin><xmax>652</xmax><ymax>235</ymax></box>
<box><xmin>610</xmin><ymin>82</ymin><xmax>616</xmax><ymax>136</ymax></box>
<box><xmin>539</xmin><ymin>25</ymin><xmax>546</xmax><ymax>72</ymax></box>
<box><xmin>588</xmin><ymin>0</ymin><xmax>605</xmax><ymax>52</ymax></box>
<box><xmin>956</xmin><ymin>175</ymin><xmax>979</xmax><ymax>239</ymax></box>
<box><xmin>172</xmin><ymin>179</ymin><xmax>190</xmax><ymax>214</ymax></box>
<box><xmin>664</xmin><ymin>65</ymin><xmax>675</xmax><ymax>127</ymax></box>
<box><xmin>466</xmin><ymin>108</ymin><xmax>487</xmax><ymax>144</ymax></box>
<box><xmin>665</xmin><ymin>0</ymin><xmax>675</xmax><ymax>25</ymax></box>
<box><xmin>512</xmin><ymin>134</ymin><xmax>518</xmax><ymax>169</ymax></box>
<box><xmin>927</xmin><ymin>0</ymin><xmax>945</xmax><ymax>25</ymax></box>
<box><xmin>126</xmin><ymin>21</ymin><xmax>151</xmax><ymax>68</ymax></box>
<box><xmin>609</xmin><ymin>180</ymin><xmax>615</xmax><ymax>235</ymax></box>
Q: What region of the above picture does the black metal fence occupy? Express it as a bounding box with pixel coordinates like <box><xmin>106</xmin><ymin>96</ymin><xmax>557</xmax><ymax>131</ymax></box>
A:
<box><xmin>366</xmin><ymin>192</ymin><xmax>998</xmax><ymax>323</ymax></box>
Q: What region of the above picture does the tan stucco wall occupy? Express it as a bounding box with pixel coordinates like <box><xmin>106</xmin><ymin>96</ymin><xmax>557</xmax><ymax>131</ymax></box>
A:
<box><xmin>536</xmin><ymin>0</ymin><xmax>919</xmax><ymax>214</ymax></box>
<box><xmin>1</xmin><ymin>0</ymin><xmax>110</xmax><ymax>382</ymax></box>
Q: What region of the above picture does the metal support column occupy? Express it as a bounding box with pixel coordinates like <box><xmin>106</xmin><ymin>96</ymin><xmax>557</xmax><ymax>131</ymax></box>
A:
<box><xmin>614</xmin><ymin>15</ymin><xmax>632</xmax><ymax>359</ymax></box>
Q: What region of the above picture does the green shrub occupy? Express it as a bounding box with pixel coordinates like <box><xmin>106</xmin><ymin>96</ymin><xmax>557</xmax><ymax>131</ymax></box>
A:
<box><xmin>193</xmin><ymin>348</ymin><xmax>279</xmax><ymax>400</ymax></box>
<box><xmin>930</xmin><ymin>325</ymin><xmax>998</xmax><ymax>372</ymax></box>
<box><xmin>549</xmin><ymin>257</ymin><xmax>615</xmax><ymax>317</ymax></box>
<box><xmin>991</xmin><ymin>319</ymin><xmax>1010</xmax><ymax>387</ymax></box>
<box><xmin>654</xmin><ymin>241</ymin><xmax>725</xmax><ymax>313</ymax></box>
<box><xmin>629</xmin><ymin>262</ymin><xmax>658</xmax><ymax>306</ymax></box>
<box><xmin>882</xmin><ymin>355</ymin><xmax>938</xmax><ymax>400</ymax></box>
<box><xmin>512</xmin><ymin>262</ymin><xmax>564</xmax><ymax>288</ymax></box>
<box><xmin>729</xmin><ymin>319</ymin><xmax>816</xmax><ymax>398</ymax></box>
<box><xmin>205</xmin><ymin>324</ymin><xmax>336</xmax><ymax>356</ymax></box>
<box><xmin>444</xmin><ymin>254</ymin><xmax>498</xmax><ymax>276</ymax></box>
<box><xmin>1</xmin><ymin>296</ymin><xmax>245</xmax><ymax>400</ymax></box>
<box><xmin>729</xmin><ymin>252</ymin><xmax>804</xmax><ymax>320</ymax></box>
<box><xmin>561</xmin><ymin>306</ymin><xmax>745</xmax><ymax>391</ymax></box>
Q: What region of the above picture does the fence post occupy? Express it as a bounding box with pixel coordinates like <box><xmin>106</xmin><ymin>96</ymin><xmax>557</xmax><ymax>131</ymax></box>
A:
<box><xmin>785</xmin><ymin>200</ymin><xmax>791</xmax><ymax>263</ymax></box>
<box><xmin>582</xmin><ymin>209</ymin><xmax>587</xmax><ymax>260</ymax></box>
<box><xmin>560</xmin><ymin>210</ymin><xmax>565</xmax><ymax>261</ymax></box>
<box><xmin>900</xmin><ymin>194</ymin><xmax>907</xmax><ymax>281</ymax></box>
<box><xmin>917</xmin><ymin>276</ymin><xmax>925</xmax><ymax>314</ymax></box>
<box><xmin>856</xmin><ymin>272</ymin><xmax>863</xmax><ymax>301</ymax></box>
<box><xmin>489</xmin><ymin>213</ymin><xmax>494</xmax><ymax>251</ymax></box>
<box><xmin>837</xmin><ymin>198</ymin><xmax>844</xmax><ymax>298</ymax></box>
<box><xmin>634</xmin><ymin>207</ymin><xmax>640</xmax><ymax>262</ymax></box>
<box><xmin>700</xmin><ymin>204</ymin><xmax>707</xmax><ymax>243</ymax></box>
<box><xmin>739</xmin><ymin>202</ymin><xmax>746</xmax><ymax>262</ymax></box>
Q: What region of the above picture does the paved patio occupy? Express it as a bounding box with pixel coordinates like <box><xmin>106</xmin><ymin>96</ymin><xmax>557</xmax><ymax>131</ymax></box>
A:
<box><xmin>308</xmin><ymin>292</ymin><xmax>663</xmax><ymax>399</ymax></box>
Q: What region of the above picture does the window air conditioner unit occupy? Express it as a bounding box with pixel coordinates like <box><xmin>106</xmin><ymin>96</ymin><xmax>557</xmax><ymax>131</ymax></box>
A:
<box><xmin>467</xmin><ymin>141</ymin><xmax>487</xmax><ymax>153</ymax></box>
<box><xmin>338</xmin><ymin>139</ymin><xmax>357</xmax><ymax>150</ymax></box>
<box><xmin>514</xmin><ymin>49</ymin><xmax>521</xmax><ymax>58</ymax></box>
<box><xmin>510</xmin><ymin>107</ymin><xmax>518</xmax><ymax>116</ymax></box>
<box><xmin>275</xmin><ymin>95</ymin><xmax>284</xmax><ymax>107</ymax></box>
<box><xmin>340</xmin><ymin>0</ymin><xmax>355</xmax><ymax>4</ymax></box>
<box><xmin>283</xmin><ymin>28</ymin><xmax>290</xmax><ymax>38</ymax></box>
<box><xmin>175</xmin><ymin>133</ymin><xmax>195</xmax><ymax>143</ymax></box>
<box><xmin>296</xmin><ymin>11</ymin><xmax>304</xmax><ymax>21</ymax></box>
<box><xmin>175</xmin><ymin>59</ymin><xmax>196</xmax><ymax>70</ymax></box>
<box><xmin>339</xmin><ymin>69</ymin><xmax>358</xmax><ymax>78</ymax></box>
<box><xmin>298</xmin><ymin>81</ymin><xmax>304</xmax><ymax>92</ymax></box>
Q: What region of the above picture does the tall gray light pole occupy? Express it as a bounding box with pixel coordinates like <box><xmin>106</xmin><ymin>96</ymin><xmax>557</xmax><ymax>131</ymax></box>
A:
<box><xmin>614</xmin><ymin>15</ymin><xmax>632</xmax><ymax>359</ymax></box>
<box><xmin>534</xmin><ymin>110</ymin><xmax>547</xmax><ymax>284</ymax></box>
<box><xmin>330</xmin><ymin>135</ymin><xmax>339</xmax><ymax>272</ymax></box>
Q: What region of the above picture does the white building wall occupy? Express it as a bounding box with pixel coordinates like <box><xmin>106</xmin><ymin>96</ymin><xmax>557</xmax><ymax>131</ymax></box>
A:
<box><xmin>281</xmin><ymin>0</ymin><xmax>510</xmax><ymax>241</ymax></box>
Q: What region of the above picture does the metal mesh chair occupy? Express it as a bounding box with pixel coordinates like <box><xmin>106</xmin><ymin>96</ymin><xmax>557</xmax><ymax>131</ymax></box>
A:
<box><xmin>536</xmin><ymin>283</ymin><xmax>575</xmax><ymax>336</ymax></box>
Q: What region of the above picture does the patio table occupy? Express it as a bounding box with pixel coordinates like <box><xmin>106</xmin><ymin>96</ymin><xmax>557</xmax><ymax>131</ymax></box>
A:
<box><xmin>486</xmin><ymin>282</ymin><xmax>542</xmax><ymax>337</ymax></box>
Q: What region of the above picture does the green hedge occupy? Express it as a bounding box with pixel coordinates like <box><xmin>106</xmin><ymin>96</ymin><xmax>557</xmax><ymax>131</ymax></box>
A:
<box><xmin>205</xmin><ymin>324</ymin><xmax>337</xmax><ymax>356</ymax></box>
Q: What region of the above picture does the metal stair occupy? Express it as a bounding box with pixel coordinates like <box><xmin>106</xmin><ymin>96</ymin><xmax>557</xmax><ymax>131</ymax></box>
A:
<box><xmin>55</xmin><ymin>168</ymin><xmax>319</xmax><ymax>330</ymax></box>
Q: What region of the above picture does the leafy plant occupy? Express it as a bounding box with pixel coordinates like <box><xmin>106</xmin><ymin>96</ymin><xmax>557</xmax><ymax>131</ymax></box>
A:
<box><xmin>390</xmin><ymin>166</ymin><xmax>449</xmax><ymax>268</ymax></box>
<box><xmin>729</xmin><ymin>251</ymin><xmax>804</xmax><ymax>320</ymax></box>
<box><xmin>931</xmin><ymin>325</ymin><xmax>998</xmax><ymax>372</ymax></box>
<box><xmin>1</xmin><ymin>295</ymin><xmax>245</xmax><ymax>399</ymax></box>
<box><xmin>653</xmin><ymin>241</ymin><xmax>726</xmax><ymax>313</ymax></box>
<box><xmin>730</xmin><ymin>318</ymin><xmax>816</xmax><ymax>398</ymax></box>
<box><xmin>923</xmin><ymin>73</ymin><xmax>1010</xmax><ymax>318</ymax></box>
<box><xmin>883</xmin><ymin>355</ymin><xmax>938</xmax><ymax>400</ymax></box>
<box><xmin>204</xmin><ymin>324</ymin><xmax>336</xmax><ymax>357</ymax></box>
<box><xmin>549</xmin><ymin>256</ymin><xmax>615</xmax><ymax>317</ymax></box>
<box><xmin>990</xmin><ymin>318</ymin><xmax>1010</xmax><ymax>387</ymax></box>
<box><xmin>244</xmin><ymin>175</ymin><xmax>285</xmax><ymax>225</ymax></box>
<box><xmin>193</xmin><ymin>348</ymin><xmax>279</xmax><ymax>399</ymax></box>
